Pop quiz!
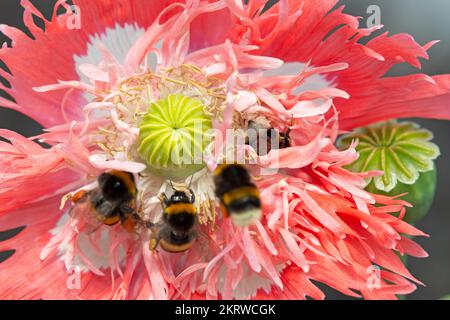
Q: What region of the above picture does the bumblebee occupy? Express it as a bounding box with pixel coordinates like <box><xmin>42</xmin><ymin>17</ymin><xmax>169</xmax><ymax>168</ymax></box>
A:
<box><xmin>246</xmin><ymin>120</ymin><xmax>291</xmax><ymax>156</ymax></box>
<box><xmin>150</xmin><ymin>186</ymin><xmax>197</xmax><ymax>253</ymax></box>
<box><xmin>70</xmin><ymin>170</ymin><xmax>141</xmax><ymax>233</ymax></box>
<box><xmin>213</xmin><ymin>164</ymin><xmax>262</xmax><ymax>227</ymax></box>
<box><xmin>275</xmin><ymin>127</ymin><xmax>292</xmax><ymax>149</ymax></box>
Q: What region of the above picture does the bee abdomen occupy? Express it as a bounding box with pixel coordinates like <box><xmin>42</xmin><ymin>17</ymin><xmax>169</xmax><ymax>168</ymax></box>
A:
<box><xmin>160</xmin><ymin>239</ymin><xmax>194</xmax><ymax>253</ymax></box>
<box><xmin>226</xmin><ymin>194</ymin><xmax>261</xmax><ymax>213</ymax></box>
<box><xmin>222</xmin><ymin>186</ymin><xmax>260</xmax><ymax>207</ymax></box>
<box><xmin>222</xmin><ymin>186</ymin><xmax>261</xmax><ymax>213</ymax></box>
<box><xmin>159</xmin><ymin>228</ymin><xmax>195</xmax><ymax>253</ymax></box>
<box><xmin>90</xmin><ymin>191</ymin><xmax>120</xmax><ymax>225</ymax></box>
<box><xmin>164</xmin><ymin>210</ymin><xmax>196</xmax><ymax>233</ymax></box>
<box><xmin>164</xmin><ymin>203</ymin><xmax>196</xmax><ymax>215</ymax></box>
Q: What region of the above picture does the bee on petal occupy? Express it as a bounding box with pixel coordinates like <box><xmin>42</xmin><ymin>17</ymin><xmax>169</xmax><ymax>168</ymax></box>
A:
<box><xmin>246</xmin><ymin>120</ymin><xmax>292</xmax><ymax>156</ymax></box>
<box><xmin>70</xmin><ymin>170</ymin><xmax>142</xmax><ymax>233</ymax></box>
<box><xmin>213</xmin><ymin>164</ymin><xmax>262</xmax><ymax>227</ymax></box>
<box><xmin>149</xmin><ymin>183</ymin><xmax>198</xmax><ymax>253</ymax></box>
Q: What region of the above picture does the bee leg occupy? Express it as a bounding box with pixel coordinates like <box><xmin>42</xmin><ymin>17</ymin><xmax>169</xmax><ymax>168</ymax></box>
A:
<box><xmin>189</xmin><ymin>191</ymin><xmax>196</xmax><ymax>204</ymax></box>
<box><xmin>118</xmin><ymin>204</ymin><xmax>147</xmax><ymax>235</ymax></box>
<box><xmin>149</xmin><ymin>232</ymin><xmax>161</xmax><ymax>251</ymax></box>
<box><xmin>158</xmin><ymin>192</ymin><xmax>169</xmax><ymax>208</ymax></box>
<box><xmin>119</xmin><ymin>204</ymin><xmax>140</xmax><ymax>220</ymax></box>
<box><xmin>71</xmin><ymin>190</ymin><xmax>88</xmax><ymax>203</ymax></box>
<box><xmin>144</xmin><ymin>220</ymin><xmax>156</xmax><ymax>229</ymax></box>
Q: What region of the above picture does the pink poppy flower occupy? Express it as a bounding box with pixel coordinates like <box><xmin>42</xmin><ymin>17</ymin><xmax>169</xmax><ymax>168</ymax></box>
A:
<box><xmin>0</xmin><ymin>0</ymin><xmax>449</xmax><ymax>300</ymax></box>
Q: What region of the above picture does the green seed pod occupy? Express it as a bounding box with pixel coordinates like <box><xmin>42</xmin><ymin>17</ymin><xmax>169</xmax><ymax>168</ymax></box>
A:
<box><xmin>366</xmin><ymin>166</ymin><xmax>436</xmax><ymax>225</ymax></box>
<box><xmin>138</xmin><ymin>94</ymin><xmax>213</xmax><ymax>180</ymax></box>
<box><xmin>338</xmin><ymin>120</ymin><xmax>440</xmax><ymax>225</ymax></box>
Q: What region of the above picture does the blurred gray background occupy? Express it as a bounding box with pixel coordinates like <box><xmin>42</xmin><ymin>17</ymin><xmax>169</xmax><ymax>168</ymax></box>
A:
<box><xmin>0</xmin><ymin>0</ymin><xmax>448</xmax><ymax>299</ymax></box>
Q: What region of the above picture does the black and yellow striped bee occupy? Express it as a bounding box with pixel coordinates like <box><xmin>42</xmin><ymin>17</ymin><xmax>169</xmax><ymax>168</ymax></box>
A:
<box><xmin>275</xmin><ymin>128</ymin><xmax>292</xmax><ymax>149</ymax></box>
<box><xmin>70</xmin><ymin>170</ymin><xmax>142</xmax><ymax>233</ymax></box>
<box><xmin>150</xmin><ymin>187</ymin><xmax>197</xmax><ymax>253</ymax></box>
<box><xmin>246</xmin><ymin>120</ymin><xmax>292</xmax><ymax>156</ymax></box>
<box><xmin>213</xmin><ymin>164</ymin><xmax>262</xmax><ymax>227</ymax></box>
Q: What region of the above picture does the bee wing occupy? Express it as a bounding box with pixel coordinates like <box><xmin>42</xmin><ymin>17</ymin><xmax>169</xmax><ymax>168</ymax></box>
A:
<box><xmin>68</xmin><ymin>194</ymin><xmax>105</xmax><ymax>234</ymax></box>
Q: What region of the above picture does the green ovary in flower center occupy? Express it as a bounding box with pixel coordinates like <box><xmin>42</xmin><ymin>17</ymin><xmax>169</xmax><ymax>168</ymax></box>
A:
<box><xmin>138</xmin><ymin>94</ymin><xmax>213</xmax><ymax>180</ymax></box>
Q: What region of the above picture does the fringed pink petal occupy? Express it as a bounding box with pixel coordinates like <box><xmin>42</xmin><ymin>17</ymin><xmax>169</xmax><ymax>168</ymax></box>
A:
<box><xmin>239</xmin><ymin>0</ymin><xmax>450</xmax><ymax>127</ymax></box>
<box><xmin>337</xmin><ymin>74</ymin><xmax>450</xmax><ymax>130</ymax></box>
<box><xmin>0</xmin><ymin>130</ymin><xmax>82</xmax><ymax>218</ymax></box>
<box><xmin>0</xmin><ymin>200</ymin><xmax>113</xmax><ymax>299</ymax></box>
<box><xmin>396</xmin><ymin>237</ymin><xmax>428</xmax><ymax>258</ymax></box>
<box><xmin>241</xmin><ymin>227</ymin><xmax>262</xmax><ymax>273</ymax></box>
<box><xmin>254</xmin><ymin>265</ymin><xmax>325</xmax><ymax>300</ymax></box>
<box><xmin>143</xmin><ymin>246</ymin><xmax>169</xmax><ymax>300</ymax></box>
<box><xmin>0</xmin><ymin>0</ymin><xmax>197</xmax><ymax>126</ymax></box>
<box><xmin>254</xmin><ymin>245</ymin><xmax>283</xmax><ymax>289</ymax></box>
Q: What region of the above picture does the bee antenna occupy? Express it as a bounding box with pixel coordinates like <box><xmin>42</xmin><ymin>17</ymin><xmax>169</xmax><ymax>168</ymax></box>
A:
<box><xmin>145</xmin><ymin>221</ymin><xmax>155</xmax><ymax>229</ymax></box>
<box><xmin>169</xmin><ymin>179</ymin><xmax>175</xmax><ymax>191</ymax></box>
<box><xmin>188</xmin><ymin>174</ymin><xmax>194</xmax><ymax>189</ymax></box>
<box><xmin>288</xmin><ymin>113</ymin><xmax>294</xmax><ymax>127</ymax></box>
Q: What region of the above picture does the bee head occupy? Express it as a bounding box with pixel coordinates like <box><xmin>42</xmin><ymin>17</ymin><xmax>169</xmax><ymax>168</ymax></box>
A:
<box><xmin>170</xmin><ymin>190</ymin><xmax>194</xmax><ymax>204</ymax></box>
<box><xmin>98</xmin><ymin>171</ymin><xmax>134</xmax><ymax>202</ymax></box>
